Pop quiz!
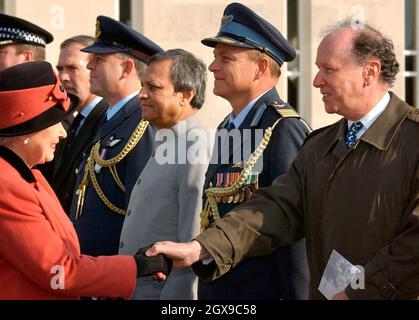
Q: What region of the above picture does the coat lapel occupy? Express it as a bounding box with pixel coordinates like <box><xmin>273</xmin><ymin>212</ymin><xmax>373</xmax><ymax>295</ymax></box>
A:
<box><xmin>92</xmin><ymin>95</ymin><xmax>140</xmax><ymax>145</ymax></box>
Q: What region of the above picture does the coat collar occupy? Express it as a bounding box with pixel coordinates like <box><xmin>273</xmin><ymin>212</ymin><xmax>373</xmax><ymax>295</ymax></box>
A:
<box><xmin>0</xmin><ymin>146</ymin><xmax>36</xmax><ymax>183</ymax></box>
<box><xmin>361</xmin><ymin>92</ymin><xmax>411</xmax><ymax>151</ymax></box>
<box><xmin>321</xmin><ymin>92</ymin><xmax>411</xmax><ymax>158</ymax></box>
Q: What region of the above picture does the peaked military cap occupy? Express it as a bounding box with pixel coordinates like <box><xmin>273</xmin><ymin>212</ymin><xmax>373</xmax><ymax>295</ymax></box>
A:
<box><xmin>0</xmin><ymin>13</ymin><xmax>53</xmax><ymax>47</ymax></box>
<box><xmin>81</xmin><ymin>15</ymin><xmax>163</xmax><ymax>63</ymax></box>
<box><xmin>0</xmin><ymin>61</ymin><xmax>78</xmax><ymax>137</ymax></box>
<box><xmin>201</xmin><ymin>2</ymin><xmax>296</xmax><ymax>66</ymax></box>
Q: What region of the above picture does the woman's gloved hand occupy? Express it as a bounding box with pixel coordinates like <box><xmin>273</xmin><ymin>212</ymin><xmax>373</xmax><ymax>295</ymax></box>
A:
<box><xmin>134</xmin><ymin>247</ymin><xmax>172</xmax><ymax>278</ymax></box>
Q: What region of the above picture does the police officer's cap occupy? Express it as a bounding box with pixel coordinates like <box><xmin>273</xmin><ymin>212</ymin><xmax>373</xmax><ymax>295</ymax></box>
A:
<box><xmin>0</xmin><ymin>13</ymin><xmax>53</xmax><ymax>47</ymax></box>
<box><xmin>81</xmin><ymin>16</ymin><xmax>163</xmax><ymax>63</ymax></box>
<box><xmin>201</xmin><ymin>2</ymin><xmax>296</xmax><ymax>66</ymax></box>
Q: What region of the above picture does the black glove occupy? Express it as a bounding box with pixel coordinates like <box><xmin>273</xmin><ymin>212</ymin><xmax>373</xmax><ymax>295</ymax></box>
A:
<box><xmin>134</xmin><ymin>247</ymin><xmax>172</xmax><ymax>278</ymax></box>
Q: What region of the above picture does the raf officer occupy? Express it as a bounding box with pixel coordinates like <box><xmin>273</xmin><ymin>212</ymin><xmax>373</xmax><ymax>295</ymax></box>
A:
<box><xmin>0</xmin><ymin>13</ymin><xmax>53</xmax><ymax>70</ymax></box>
<box><xmin>196</xmin><ymin>3</ymin><xmax>310</xmax><ymax>300</ymax></box>
<box><xmin>69</xmin><ymin>16</ymin><xmax>162</xmax><ymax>256</ymax></box>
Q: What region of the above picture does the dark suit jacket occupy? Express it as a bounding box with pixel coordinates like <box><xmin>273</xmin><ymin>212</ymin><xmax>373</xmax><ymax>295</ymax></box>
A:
<box><xmin>51</xmin><ymin>99</ymin><xmax>108</xmax><ymax>214</ymax></box>
<box><xmin>69</xmin><ymin>95</ymin><xmax>156</xmax><ymax>256</ymax></box>
<box><xmin>198</xmin><ymin>88</ymin><xmax>310</xmax><ymax>300</ymax></box>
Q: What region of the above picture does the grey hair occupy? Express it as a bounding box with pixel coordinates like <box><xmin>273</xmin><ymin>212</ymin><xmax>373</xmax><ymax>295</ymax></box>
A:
<box><xmin>148</xmin><ymin>49</ymin><xmax>207</xmax><ymax>109</ymax></box>
<box><xmin>323</xmin><ymin>19</ymin><xmax>400</xmax><ymax>87</ymax></box>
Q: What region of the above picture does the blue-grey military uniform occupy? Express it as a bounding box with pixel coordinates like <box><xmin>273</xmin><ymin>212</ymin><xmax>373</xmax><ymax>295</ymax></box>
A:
<box><xmin>69</xmin><ymin>16</ymin><xmax>162</xmax><ymax>256</ymax></box>
<box><xmin>196</xmin><ymin>3</ymin><xmax>310</xmax><ymax>300</ymax></box>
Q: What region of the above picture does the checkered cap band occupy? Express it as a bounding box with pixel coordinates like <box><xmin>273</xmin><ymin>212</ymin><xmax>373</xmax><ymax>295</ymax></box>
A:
<box><xmin>0</xmin><ymin>27</ymin><xmax>46</xmax><ymax>46</ymax></box>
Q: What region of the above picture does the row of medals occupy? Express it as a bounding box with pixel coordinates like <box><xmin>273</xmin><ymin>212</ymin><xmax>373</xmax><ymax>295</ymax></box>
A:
<box><xmin>210</xmin><ymin>183</ymin><xmax>258</xmax><ymax>204</ymax></box>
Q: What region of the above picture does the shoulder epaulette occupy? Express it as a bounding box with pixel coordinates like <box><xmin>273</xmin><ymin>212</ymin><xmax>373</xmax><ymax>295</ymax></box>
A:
<box><xmin>407</xmin><ymin>107</ymin><xmax>419</xmax><ymax>123</ymax></box>
<box><xmin>271</xmin><ymin>101</ymin><xmax>313</xmax><ymax>133</ymax></box>
<box><xmin>250</xmin><ymin>100</ymin><xmax>299</xmax><ymax>128</ymax></box>
<box><xmin>270</xmin><ymin>101</ymin><xmax>301</xmax><ymax>119</ymax></box>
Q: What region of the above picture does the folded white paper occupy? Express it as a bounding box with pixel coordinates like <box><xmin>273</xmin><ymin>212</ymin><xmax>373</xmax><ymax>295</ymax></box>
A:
<box><xmin>318</xmin><ymin>250</ymin><xmax>362</xmax><ymax>300</ymax></box>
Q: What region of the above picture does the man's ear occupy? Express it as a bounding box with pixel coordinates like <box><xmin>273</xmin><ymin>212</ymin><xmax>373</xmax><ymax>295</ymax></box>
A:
<box><xmin>256</xmin><ymin>57</ymin><xmax>269</xmax><ymax>79</ymax></box>
<box><xmin>121</xmin><ymin>58</ymin><xmax>135</xmax><ymax>78</ymax></box>
<box><xmin>22</xmin><ymin>50</ymin><xmax>34</xmax><ymax>62</ymax></box>
<box><xmin>363</xmin><ymin>59</ymin><xmax>382</xmax><ymax>87</ymax></box>
<box><xmin>180</xmin><ymin>90</ymin><xmax>195</xmax><ymax>105</ymax></box>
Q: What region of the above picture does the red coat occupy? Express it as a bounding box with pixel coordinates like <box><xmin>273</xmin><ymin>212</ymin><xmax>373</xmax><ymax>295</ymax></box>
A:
<box><xmin>0</xmin><ymin>147</ymin><xmax>136</xmax><ymax>299</ymax></box>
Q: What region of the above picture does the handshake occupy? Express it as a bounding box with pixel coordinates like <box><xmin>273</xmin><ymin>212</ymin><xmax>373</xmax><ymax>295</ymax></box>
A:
<box><xmin>133</xmin><ymin>247</ymin><xmax>172</xmax><ymax>278</ymax></box>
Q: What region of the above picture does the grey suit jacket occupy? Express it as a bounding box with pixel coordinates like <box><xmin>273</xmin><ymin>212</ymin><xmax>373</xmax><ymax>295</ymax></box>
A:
<box><xmin>119</xmin><ymin>113</ymin><xmax>211</xmax><ymax>300</ymax></box>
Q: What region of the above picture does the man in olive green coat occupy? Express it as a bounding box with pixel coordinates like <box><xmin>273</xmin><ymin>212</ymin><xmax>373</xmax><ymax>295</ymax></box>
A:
<box><xmin>146</xmin><ymin>21</ymin><xmax>419</xmax><ymax>300</ymax></box>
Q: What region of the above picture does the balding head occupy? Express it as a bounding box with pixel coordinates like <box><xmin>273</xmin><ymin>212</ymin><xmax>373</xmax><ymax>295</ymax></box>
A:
<box><xmin>313</xmin><ymin>21</ymin><xmax>396</xmax><ymax>120</ymax></box>
<box><xmin>321</xmin><ymin>21</ymin><xmax>399</xmax><ymax>87</ymax></box>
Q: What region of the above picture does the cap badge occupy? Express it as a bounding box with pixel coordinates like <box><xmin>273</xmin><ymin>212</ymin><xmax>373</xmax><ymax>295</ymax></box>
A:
<box><xmin>221</xmin><ymin>15</ymin><xmax>233</xmax><ymax>27</ymax></box>
<box><xmin>95</xmin><ymin>20</ymin><xmax>102</xmax><ymax>39</ymax></box>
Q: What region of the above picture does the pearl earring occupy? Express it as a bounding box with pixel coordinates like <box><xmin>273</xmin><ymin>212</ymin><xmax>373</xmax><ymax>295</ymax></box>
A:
<box><xmin>23</xmin><ymin>139</ymin><xmax>29</xmax><ymax>145</ymax></box>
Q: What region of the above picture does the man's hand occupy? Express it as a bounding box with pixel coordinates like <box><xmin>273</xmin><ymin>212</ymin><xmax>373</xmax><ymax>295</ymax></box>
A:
<box><xmin>145</xmin><ymin>240</ymin><xmax>210</xmax><ymax>281</ymax></box>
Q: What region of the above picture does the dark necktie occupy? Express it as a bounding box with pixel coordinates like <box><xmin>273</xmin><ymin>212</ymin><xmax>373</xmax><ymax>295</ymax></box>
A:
<box><xmin>226</xmin><ymin>121</ymin><xmax>236</xmax><ymax>130</ymax></box>
<box><xmin>67</xmin><ymin>113</ymin><xmax>84</xmax><ymax>148</ymax></box>
<box><xmin>345</xmin><ymin>121</ymin><xmax>363</xmax><ymax>148</ymax></box>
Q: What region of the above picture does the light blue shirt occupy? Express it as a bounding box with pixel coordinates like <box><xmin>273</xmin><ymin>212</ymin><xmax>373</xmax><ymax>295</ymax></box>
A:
<box><xmin>227</xmin><ymin>88</ymin><xmax>272</xmax><ymax>128</ymax></box>
<box><xmin>106</xmin><ymin>91</ymin><xmax>140</xmax><ymax>121</ymax></box>
<box><xmin>347</xmin><ymin>92</ymin><xmax>390</xmax><ymax>140</ymax></box>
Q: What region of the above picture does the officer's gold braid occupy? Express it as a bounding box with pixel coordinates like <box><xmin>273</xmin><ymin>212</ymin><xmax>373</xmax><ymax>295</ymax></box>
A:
<box><xmin>87</xmin><ymin>153</ymin><xmax>126</xmax><ymax>215</ymax></box>
<box><xmin>92</xmin><ymin>120</ymin><xmax>149</xmax><ymax>167</ymax></box>
<box><xmin>200</xmin><ymin>118</ymin><xmax>281</xmax><ymax>231</ymax></box>
<box><xmin>75</xmin><ymin>120</ymin><xmax>149</xmax><ymax>218</ymax></box>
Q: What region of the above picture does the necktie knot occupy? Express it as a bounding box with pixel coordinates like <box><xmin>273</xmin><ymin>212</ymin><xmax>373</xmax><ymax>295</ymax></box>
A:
<box><xmin>226</xmin><ymin>121</ymin><xmax>236</xmax><ymax>130</ymax></box>
<box><xmin>345</xmin><ymin>121</ymin><xmax>363</xmax><ymax>148</ymax></box>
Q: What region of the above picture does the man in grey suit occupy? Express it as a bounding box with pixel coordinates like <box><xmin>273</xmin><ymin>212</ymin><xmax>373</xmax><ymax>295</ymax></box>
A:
<box><xmin>119</xmin><ymin>49</ymin><xmax>210</xmax><ymax>300</ymax></box>
<box><xmin>52</xmin><ymin>35</ymin><xmax>108</xmax><ymax>214</ymax></box>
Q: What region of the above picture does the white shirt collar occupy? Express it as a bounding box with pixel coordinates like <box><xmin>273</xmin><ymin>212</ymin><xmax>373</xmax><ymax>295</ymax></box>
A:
<box><xmin>347</xmin><ymin>92</ymin><xmax>390</xmax><ymax>139</ymax></box>
<box><xmin>348</xmin><ymin>92</ymin><xmax>390</xmax><ymax>130</ymax></box>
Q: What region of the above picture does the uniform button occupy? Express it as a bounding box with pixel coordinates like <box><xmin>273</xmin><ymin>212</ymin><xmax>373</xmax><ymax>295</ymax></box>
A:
<box><xmin>119</xmin><ymin>242</ymin><xmax>124</xmax><ymax>249</ymax></box>
<box><xmin>75</xmin><ymin>168</ymin><xmax>79</xmax><ymax>175</ymax></box>
<box><xmin>381</xmin><ymin>282</ymin><xmax>396</xmax><ymax>298</ymax></box>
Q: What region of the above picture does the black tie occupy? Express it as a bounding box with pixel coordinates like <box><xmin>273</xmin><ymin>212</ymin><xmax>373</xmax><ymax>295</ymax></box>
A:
<box><xmin>67</xmin><ymin>113</ymin><xmax>84</xmax><ymax>148</ymax></box>
<box><xmin>227</xmin><ymin>121</ymin><xmax>236</xmax><ymax>130</ymax></box>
